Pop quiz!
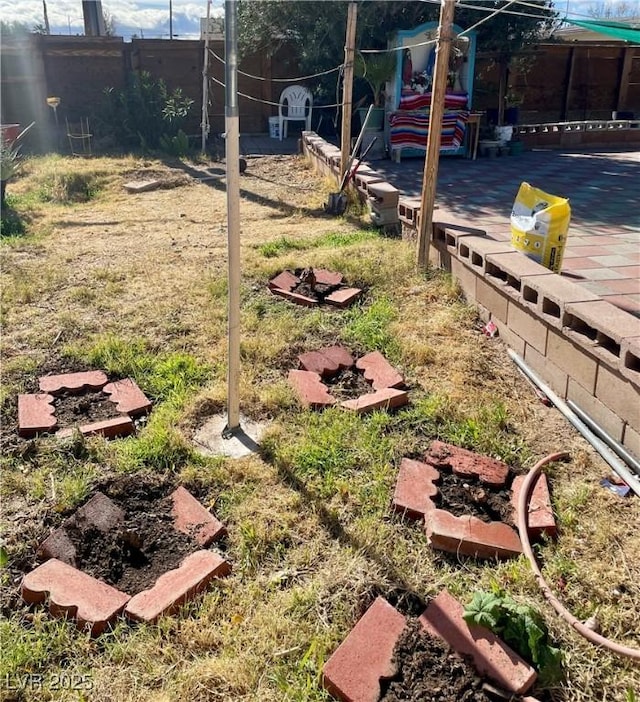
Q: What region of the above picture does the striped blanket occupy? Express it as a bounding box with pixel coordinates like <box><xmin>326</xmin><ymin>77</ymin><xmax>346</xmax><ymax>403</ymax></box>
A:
<box><xmin>389</xmin><ymin>110</ymin><xmax>469</xmax><ymax>151</ymax></box>
<box><xmin>398</xmin><ymin>92</ymin><xmax>468</xmax><ymax>111</ymax></box>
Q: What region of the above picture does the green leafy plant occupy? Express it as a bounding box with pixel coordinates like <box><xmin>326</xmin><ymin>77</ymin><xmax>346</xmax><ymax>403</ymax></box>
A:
<box><xmin>102</xmin><ymin>72</ymin><xmax>193</xmax><ymax>150</ymax></box>
<box><xmin>355</xmin><ymin>52</ymin><xmax>396</xmax><ymax>107</ymax></box>
<box><xmin>464</xmin><ymin>590</ymin><xmax>563</xmax><ymax>684</ymax></box>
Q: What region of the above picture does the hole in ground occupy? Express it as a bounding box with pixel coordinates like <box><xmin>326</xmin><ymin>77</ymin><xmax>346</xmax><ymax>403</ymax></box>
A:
<box><xmin>64</xmin><ymin>476</ymin><xmax>201</xmax><ymax>594</ymax></box>
<box><xmin>435</xmin><ymin>471</ymin><xmax>515</xmax><ymax>527</ymax></box>
<box><xmin>323</xmin><ymin>367</ymin><xmax>373</xmax><ymax>400</ymax></box>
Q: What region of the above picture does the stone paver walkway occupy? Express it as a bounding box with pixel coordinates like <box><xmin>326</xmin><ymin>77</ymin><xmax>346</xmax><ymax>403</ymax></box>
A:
<box><xmin>370</xmin><ymin>149</ymin><xmax>640</xmax><ymax>317</ymax></box>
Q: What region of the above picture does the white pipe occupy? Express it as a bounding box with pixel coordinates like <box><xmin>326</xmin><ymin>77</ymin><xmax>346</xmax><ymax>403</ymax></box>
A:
<box><xmin>508</xmin><ymin>350</ymin><xmax>640</xmax><ymax>497</ymax></box>
<box><xmin>566</xmin><ymin>400</ymin><xmax>640</xmax><ymax>476</ymax></box>
<box><xmin>224</xmin><ymin>0</ymin><xmax>241</xmax><ymax>434</ymax></box>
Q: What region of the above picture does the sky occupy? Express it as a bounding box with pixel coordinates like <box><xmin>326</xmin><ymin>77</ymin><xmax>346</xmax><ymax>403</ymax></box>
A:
<box><xmin>0</xmin><ymin>1</ymin><xmax>638</xmax><ymax>42</ymax></box>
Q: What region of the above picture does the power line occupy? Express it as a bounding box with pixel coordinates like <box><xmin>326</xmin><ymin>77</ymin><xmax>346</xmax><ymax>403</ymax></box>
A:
<box><xmin>362</xmin><ymin>0</ymin><xmax>524</xmax><ymax>53</ymax></box>
<box><xmin>208</xmin><ymin>48</ymin><xmax>343</xmax><ymax>82</ymax></box>
<box><xmin>208</xmin><ymin>74</ymin><xmax>342</xmax><ymax>108</ymax></box>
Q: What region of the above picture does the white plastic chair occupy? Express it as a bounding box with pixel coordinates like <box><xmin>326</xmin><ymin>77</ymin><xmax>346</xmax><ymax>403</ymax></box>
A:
<box><xmin>278</xmin><ymin>85</ymin><xmax>313</xmax><ymax>141</ymax></box>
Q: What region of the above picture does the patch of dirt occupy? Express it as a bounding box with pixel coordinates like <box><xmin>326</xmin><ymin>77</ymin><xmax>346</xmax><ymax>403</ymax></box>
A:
<box><xmin>380</xmin><ymin>619</ymin><xmax>491</xmax><ymax>702</ymax></box>
<box><xmin>435</xmin><ymin>471</ymin><xmax>515</xmax><ymax>526</ymax></box>
<box><xmin>324</xmin><ymin>368</ymin><xmax>373</xmax><ymax>400</ymax></box>
<box><xmin>66</xmin><ymin>475</ymin><xmax>198</xmax><ymax>594</ymax></box>
<box><xmin>53</xmin><ymin>390</ymin><xmax>121</xmax><ymax>427</ymax></box>
<box><xmin>291</xmin><ymin>268</ymin><xmax>343</xmax><ymax>303</ymax></box>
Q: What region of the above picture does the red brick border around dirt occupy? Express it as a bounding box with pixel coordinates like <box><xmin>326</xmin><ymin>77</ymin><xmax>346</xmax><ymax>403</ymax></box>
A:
<box><xmin>29</xmin><ymin>488</ymin><xmax>229</xmax><ymax>633</ymax></box>
<box><xmin>290</xmin><ymin>347</ymin><xmax>409</xmax><ymax>414</ymax></box>
<box><xmin>323</xmin><ymin>592</ymin><xmax>537</xmax><ymax>702</ymax></box>
<box><xmin>124</xmin><ymin>551</ymin><xmax>231</xmax><ymax>623</ymax></box>
<box><xmin>21</xmin><ymin>559</ymin><xmax>131</xmax><ymax>636</ymax></box>
<box><xmin>17</xmin><ymin>394</ymin><xmax>57</xmax><ymax>437</ymax></box>
<box><xmin>392</xmin><ymin>444</ymin><xmax>557</xmax><ymax>556</ymax></box>
<box><xmin>419</xmin><ymin>590</ymin><xmax>537</xmax><ymax>695</ymax></box>
<box><xmin>268</xmin><ymin>269</ymin><xmax>362</xmax><ymax>309</ymax></box>
<box><xmin>39</xmin><ymin>371</ymin><xmax>108</xmax><ymax>395</ymax></box>
<box><xmin>322</xmin><ymin>597</ymin><xmax>407</xmax><ymax>702</ymax></box>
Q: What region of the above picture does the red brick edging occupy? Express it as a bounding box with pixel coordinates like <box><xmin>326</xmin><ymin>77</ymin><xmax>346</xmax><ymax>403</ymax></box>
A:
<box><xmin>322</xmin><ymin>592</ymin><xmax>537</xmax><ymax>701</ymax></box>
<box><xmin>24</xmin><ymin>487</ymin><xmax>229</xmax><ymax>635</ymax></box>
<box><xmin>392</xmin><ymin>442</ymin><xmax>556</xmax><ymax>557</ymax></box>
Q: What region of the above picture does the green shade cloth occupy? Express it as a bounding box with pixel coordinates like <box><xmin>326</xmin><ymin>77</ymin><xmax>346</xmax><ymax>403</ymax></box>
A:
<box><xmin>563</xmin><ymin>19</ymin><xmax>640</xmax><ymax>44</ymax></box>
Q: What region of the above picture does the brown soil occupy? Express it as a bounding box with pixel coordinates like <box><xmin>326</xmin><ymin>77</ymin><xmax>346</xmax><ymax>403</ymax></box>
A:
<box><xmin>380</xmin><ymin>619</ymin><xmax>492</xmax><ymax>702</ymax></box>
<box><xmin>435</xmin><ymin>471</ymin><xmax>515</xmax><ymax>526</ymax></box>
<box><xmin>292</xmin><ymin>281</ymin><xmax>338</xmax><ymax>300</ymax></box>
<box><xmin>65</xmin><ymin>475</ymin><xmax>199</xmax><ymax>594</ymax></box>
<box><xmin>53</xmin><ymin>390</ymin><xmax>121</xmax><ymax>427</ymax></box>
<box><xmin>323</xmin><ymin>367</ymin><xmax>373</xmax><ymax>400</ymax></box>
<box><xmin>289</xmin><ymin>268</ymin><xmax>354</xmax><ymax>304</ymax></box>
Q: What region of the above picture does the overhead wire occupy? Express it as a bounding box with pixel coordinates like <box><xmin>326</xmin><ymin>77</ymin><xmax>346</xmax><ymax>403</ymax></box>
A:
<box><xmin>360</xmin><ymin>0</ymin><xmax>538</xmax><ymax>53</ymax></box>
<box><xmin>208</xmin><ymin>74</ymin><xmax>343</xmax><ymax>108</ymax></box>
<box><xmin>207</xmin><ymin>0</ymin><xmax>535</xmax><ymax>107</ymax></box>
<box><xmin>208</xmin><ymin>48</ymin><xmax>343</xmax><ymax>82</ymax></box>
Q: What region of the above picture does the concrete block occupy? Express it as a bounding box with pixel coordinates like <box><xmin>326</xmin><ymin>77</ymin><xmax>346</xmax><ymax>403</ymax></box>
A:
<box><xmin>450</xmin><ymin>256</ymin><xmax>478</xmax><ymax>302</ymax></box>
<box><xmin>524</xmin><ymin>343</ymin><xmax>568</xmax><ymax>398</ymax></box>
<box><xmin>457</xmin><ymin>236</ymin><xmax>513</xmax><ymax>274</ymax></box>
<box><xmin>595</xmin><ymin>364</ymin><xmax>640</xmax><ymax>429</ymax></box>
<box><xmin>507</xmin><ymin>300</ymin><xmax>548</xmax><ymax>355</ymax></box>
<box><xmin>485</xmin><ymin>252</ymin><xmax>552</xmax><ymax>304</ymax></box>
<box><xmin>546</xmin><ymin>328</ymin><xmax>598</xmax><ymax>394</ymax></box>
<box><xmin>491</xmin><ymin>318</ymin><xmax>526</xmax><ymax>357</ymax></box>
<box><xmin>564</xmin><ymin>300</ymin><xmax>640</xmax><ymax>368</ymax></box>
<box><xmin>622</xmin><ymin>424</ymin><xmax>640</xmax><ymax>460</ymax></box>
<box><xmin>567</xmin><ymin>378</ymin><xmax>624</xmax><ymax>442</ymax></box>
<box><xmin>521</xmin><ymin>275</ymin><xmax>599</xmax><ymax>330</ymax></box>
<box><xmin>621</xmin><ymin>336</ymin><xmax>640</xmax><ymax>386</ymax></box>
<box><xmin>476</xmin><ymin>278</ymin><xmax>509</xmax><ymax>324</ymax></box>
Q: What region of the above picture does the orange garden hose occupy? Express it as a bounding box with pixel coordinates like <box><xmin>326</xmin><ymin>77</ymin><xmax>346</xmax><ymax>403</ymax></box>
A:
<box><xmin>517</xmin><ymin>452</ymin><xmax>640</xmax><ymax>661</ymax></box>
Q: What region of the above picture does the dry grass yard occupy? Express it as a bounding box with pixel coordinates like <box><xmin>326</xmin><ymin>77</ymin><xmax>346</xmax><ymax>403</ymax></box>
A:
<box><xmin>1</xmin><ymin>153</ymin><xmax>638</xmax><ymax>701</ymax></box>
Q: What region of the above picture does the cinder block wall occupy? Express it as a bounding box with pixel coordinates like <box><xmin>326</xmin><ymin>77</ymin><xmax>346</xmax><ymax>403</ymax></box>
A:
<box><xmin>301</xmin><ymin>132</ymin><xmax>640</xmax><ymax>460</ymax></box>
<box><xmin>428</xmin><ymin>226</ymin><xmax>640</xmax><ymax>457</ymax></box>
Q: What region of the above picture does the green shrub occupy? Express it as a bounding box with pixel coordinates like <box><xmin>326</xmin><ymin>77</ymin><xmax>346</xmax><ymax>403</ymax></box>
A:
<box><xmin>102</xmin><ymin>72</ymin><xmax>193</xmax><ymax>150</ymax></box>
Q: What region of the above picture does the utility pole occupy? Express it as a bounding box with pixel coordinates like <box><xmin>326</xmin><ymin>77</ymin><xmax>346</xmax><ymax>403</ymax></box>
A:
<box><xmin>42</xmin><ymin>0</ymin><xmax>50</xmax><ymax>34</ymax></box>
<box><xmin>340</xmin><ymin>1</ymin><xmax>358</xmax><ymax>179</ymax></box>
<box><xmin>416</xmin><ymin>0</ymin><xmax>455</xmax><ymax>269</ymax></box>
<box><xmin>223</xmin><ymin>0</ymin><xmax>241</xmax><ymax>436</ymax></box>
<box><xmin>169</xmin><ymin>0</ymin><xmax>173</xmax><ymax>39</ymax></box>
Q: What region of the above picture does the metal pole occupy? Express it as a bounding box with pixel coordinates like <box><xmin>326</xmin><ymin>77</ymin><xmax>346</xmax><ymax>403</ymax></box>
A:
<box><xmin>169</xmin><ymin>0</ymin><xmax>173</xmax><ymax>40</ymax></box>
<box><xmin>416</xmin><ymin>0</ymin><xmax>456</xmax><ymax>269</ymax></box>
<box><xmin>224</xmin><ymin>0</ymin><xmax>241</xmax><ymax>435</ymax></box>
<box><xmin>340</xmin><ymin>2</ymin><xmax>358</xmax><ymax>180</ymax></box>
<box><xmin>201</xmin><ymin>0</ymin><xmax>212</xmax><ymax>153</ymax></box>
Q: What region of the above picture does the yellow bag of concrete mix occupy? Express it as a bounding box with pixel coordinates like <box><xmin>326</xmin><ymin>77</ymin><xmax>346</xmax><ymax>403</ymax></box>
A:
<box><xmin>510</xmin><ymin>182</ymin><xmax>571</xmax><ymax>273</ymax></box>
